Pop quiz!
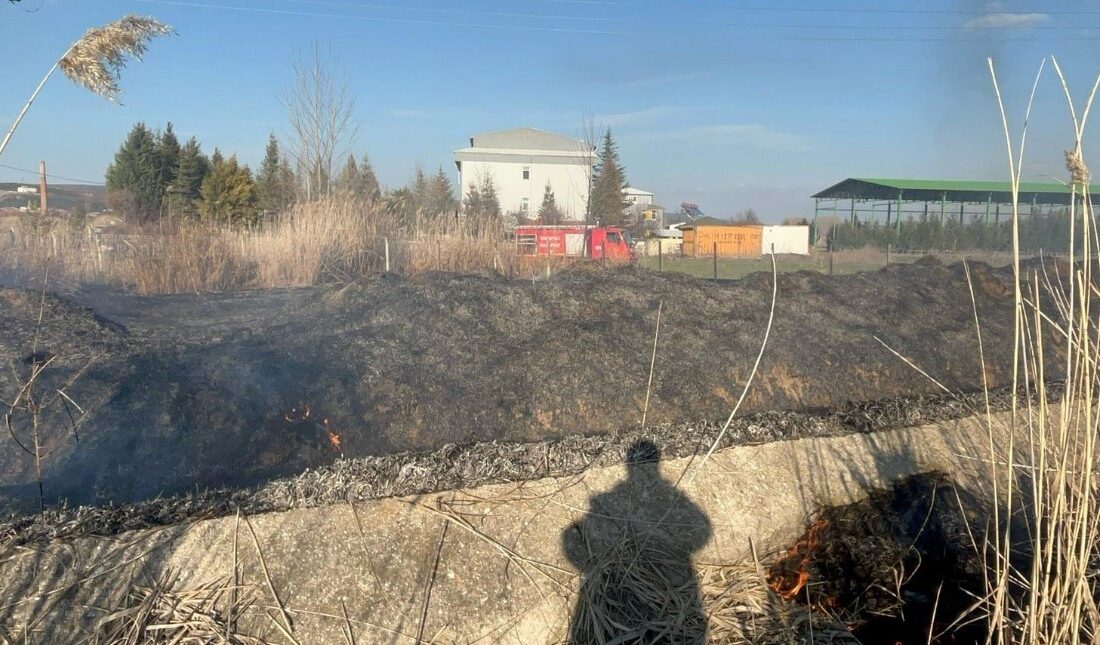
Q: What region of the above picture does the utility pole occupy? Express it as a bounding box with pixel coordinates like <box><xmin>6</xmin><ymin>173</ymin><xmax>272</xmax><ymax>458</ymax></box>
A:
<box><xmin>38</xmin><ymin>160</ymin><xmax>47</xmax><ymax>215</ymax></box>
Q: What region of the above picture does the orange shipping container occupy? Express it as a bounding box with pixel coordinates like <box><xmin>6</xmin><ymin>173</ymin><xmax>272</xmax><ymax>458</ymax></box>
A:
<box><xmin>681</xmin><ymin>224</ymin><xmax>762</xmax><ymax>257</ymax></box>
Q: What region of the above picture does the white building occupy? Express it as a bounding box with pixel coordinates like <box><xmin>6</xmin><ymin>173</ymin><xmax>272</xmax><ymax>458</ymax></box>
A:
<box><xmin>623</xmin><ymin>187</ymin><xmax>654</xmax><ymax>207</ymax></box>
<box><xmin>15</xmin><ymin>186</ymin><xmax>37</xmax><ymax>194</ymax></box>
<box><xmin>454</xmin><ymin>127</ymin><xmax>595</xmax><ymax>221</ymax></box>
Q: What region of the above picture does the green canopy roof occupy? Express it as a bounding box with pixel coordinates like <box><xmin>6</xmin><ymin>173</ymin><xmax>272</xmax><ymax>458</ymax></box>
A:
<box><xmin>813</xmin><ymin>178</ymin><xmax>1100</xmax><ymax>205</ymax></box>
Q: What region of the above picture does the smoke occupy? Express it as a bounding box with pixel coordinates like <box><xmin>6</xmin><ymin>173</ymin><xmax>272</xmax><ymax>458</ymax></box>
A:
<box><xmin>930</xmin><ymin>0</ymin><xmax>1013</xmax><ymax>179</ymax></box>
<box><xmin>931</xmin><ymin>2</ymin><xmax>1099</xmax><ymax>183</ymax></box>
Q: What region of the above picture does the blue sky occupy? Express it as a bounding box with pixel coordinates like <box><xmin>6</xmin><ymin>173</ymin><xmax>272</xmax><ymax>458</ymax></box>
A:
<box><xmin>1</xmin><ymin>0</ymin><xmax>1099</xmax><ymax>220</ymax></box>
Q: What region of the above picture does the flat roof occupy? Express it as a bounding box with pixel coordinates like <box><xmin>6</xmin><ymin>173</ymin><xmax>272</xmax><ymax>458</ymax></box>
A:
<box><xmin>679</xmin><ymin>216</ymin><xmax>762</xmax><ymax>228</ymax></box>
<box><xmin>814</xmin><ymin>177</ymin><xmax>1100</xmax><ymax>205</ymax></box>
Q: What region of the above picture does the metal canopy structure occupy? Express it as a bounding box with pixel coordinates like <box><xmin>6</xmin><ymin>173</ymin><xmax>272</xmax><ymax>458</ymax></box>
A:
<box><xmin>811</xmin><ymin>177</ymin><xmax>1100</xmax><ymax>243</ymax></box>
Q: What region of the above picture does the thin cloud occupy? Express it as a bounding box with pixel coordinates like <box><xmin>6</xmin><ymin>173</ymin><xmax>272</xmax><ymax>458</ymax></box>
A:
<box><xmin>597</xmin><ymin>106</ymin><xmax>681</xmax><ymax>128</ymax></box>
<box><xmin>636</xmin><ymin>124</ymin><xmax>810</xmax><ymax>152</ymax></box>
<box><xmin>386</xmin><ymin>108</ymin><xmax>434</xmax><ymax>119</ymax></box>
<box><xmin>965</xmin><ymin>12</ymin><xmax>1048</xmax><ymax>29</ymax></box>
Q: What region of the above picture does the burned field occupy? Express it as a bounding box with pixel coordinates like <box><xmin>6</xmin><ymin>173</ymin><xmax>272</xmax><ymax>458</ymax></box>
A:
<box><xmin>0</xmin><ymin>258</ymin><xmax>1074</xmax><ymax>643</ymax></box>
<box><xmin>0</xmin><ymin>258</ymin><xmax>1033</xmax><ymax>511</ymax></box>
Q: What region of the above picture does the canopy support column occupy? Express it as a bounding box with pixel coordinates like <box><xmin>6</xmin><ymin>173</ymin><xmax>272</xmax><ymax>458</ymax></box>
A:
<box><xmin>896</xmin><ymin>190</ymin><xmax>903</xmax><ymax>236</ymax></box>
<box><xmin>812</xmin><ymin>198</ymin><xmax>819</xmax><ymax>246</ymax></box>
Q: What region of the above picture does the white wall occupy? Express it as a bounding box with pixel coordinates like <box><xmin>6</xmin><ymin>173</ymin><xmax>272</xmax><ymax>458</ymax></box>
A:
<box><xmin>624</xmin><ymin>190</ymin><xmax>654</xmax><ymax>207</ymax></box>
<box><xmin>761</xmin><ymin>225</ymin><xmax>810</xmax><ymax>255</ymax></box>
<box><xmin>458</xmin><ymin>159</ymin><xmax>591</xmax><ymax>220</ymax></box>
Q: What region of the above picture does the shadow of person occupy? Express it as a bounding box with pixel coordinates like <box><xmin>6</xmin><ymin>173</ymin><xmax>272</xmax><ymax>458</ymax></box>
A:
<box><xmin>562</xmin><ymin>440</ymin><xmax>712</xmax><ymax>644</ymax></box>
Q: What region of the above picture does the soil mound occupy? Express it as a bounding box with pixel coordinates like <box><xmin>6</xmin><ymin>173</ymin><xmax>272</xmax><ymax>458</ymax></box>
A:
<box><xmin>0</xmin><ymin>261</ymin><xmax>1034</xmax><ymax>508</ymax></box>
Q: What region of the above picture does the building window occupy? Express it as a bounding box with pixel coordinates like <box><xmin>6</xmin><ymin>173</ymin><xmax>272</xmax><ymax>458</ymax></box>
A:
<box><xmin>522</xmin><ymin>167</ymin><xmax>530</xmax><ymax>180</ymax></box>
<box><xmin>521</xmin><ymin>198</ymin><xmax>530</xmax><ymax>213</ymax></box>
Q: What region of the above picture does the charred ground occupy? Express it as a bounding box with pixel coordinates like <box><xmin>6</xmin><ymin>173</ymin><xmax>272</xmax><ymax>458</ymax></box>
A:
<box><xmin>0</xmin><ymin>258</ymin><xmax>1046</xmax><ymax>509</ymax></box>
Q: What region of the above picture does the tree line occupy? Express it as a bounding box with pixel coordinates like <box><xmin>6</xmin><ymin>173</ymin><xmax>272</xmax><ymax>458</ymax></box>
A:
<box><xmin>828</xmin><ymin>210</ymin><xmax>1079</xmax><ymax>254</ymax></box>
<box><xmin>104</xmin><ymin>121</ymin><xmax>634</xmax><ymax>228</ymax></box>
<box><xmin>104</xmin><ymin>122</ymin><xmax>461</xmax><ymax>226</ymax></box>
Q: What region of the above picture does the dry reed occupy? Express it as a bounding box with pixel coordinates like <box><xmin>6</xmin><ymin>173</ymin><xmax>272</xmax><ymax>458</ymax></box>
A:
<box><xmin>0</xmin><ymin>197</ymin><xmax>521</xmax><ymax>294</ymax></box>
<box><xmin>85</xmin><ymin>569</ymin><xmax>263</xmax><ymax>644</ymax></box>
<box><xmin>59</xmin><ymin>16</ymin><xmax>172</xmax><ymax>102</ymax></box>
<box><xmin>975</xmin><ymin>57</ymin><xmax>1100</xmax><ymax>643</ymax></box>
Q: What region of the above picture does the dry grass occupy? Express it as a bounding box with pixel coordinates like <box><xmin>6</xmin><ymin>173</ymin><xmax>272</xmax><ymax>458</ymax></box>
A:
<box><xmin>84</xmin><ymin>569</ymin><xmax>263</xmax><ymax>644</ymax></box>
<box><xmin>699</xmin><ymin>563</ymin><xmax>856</xmax><ymax>644</ymax></box>
<box><xmin>0</xmin><ymin>198</ymin><xmax>520</xmax><ymax>294</ymax></box>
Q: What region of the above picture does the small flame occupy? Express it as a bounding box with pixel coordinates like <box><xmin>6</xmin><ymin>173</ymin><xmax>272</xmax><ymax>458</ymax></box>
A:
<box><xmin>769</xmin><ymin>518</ymin><xmax>828</xmax><ymax>601</ymax></box>
<box><xmin>323</xmin><ymin>418</ymin><xmax>341</xmax><ymax>450</ymax></box>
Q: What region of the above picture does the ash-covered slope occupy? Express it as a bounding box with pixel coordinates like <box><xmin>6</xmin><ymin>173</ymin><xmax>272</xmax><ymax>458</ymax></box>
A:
<box><xmin>0</xmin><ymin>259</ymin><xmax>1033</xmax><ymax>508</ymax></box>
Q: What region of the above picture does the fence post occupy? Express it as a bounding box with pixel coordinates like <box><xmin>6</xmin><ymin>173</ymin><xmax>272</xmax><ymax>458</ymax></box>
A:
<box><xmin>712</xmin><ymin>241</ymin><xmax>718</xmax><ymax>280</ymax></box>
<box><xmin>384</xmin><ymin>237</ymin><xmax>390</xmax><ymax>272</ymax></box>
<box><xmin>886</xmin><ymin>243</ymin><xmax>891</xmax><ymax>266</ymax></box>
<box><xmin>829</xmin><ymin>249</ymin><xmax>834</xmax><ymax>275</ymax></box>
<box><xmin>658</xmin><ymin>241</ymin><xmax>663</xmax><ymax>272</ymax></box>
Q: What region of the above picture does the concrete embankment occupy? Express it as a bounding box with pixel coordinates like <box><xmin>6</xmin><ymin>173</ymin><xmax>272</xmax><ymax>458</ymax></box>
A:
<box><xmin>0</xmin><ymin>411</ymin><xmax>1011</xmax><ymax>643</ymax></box>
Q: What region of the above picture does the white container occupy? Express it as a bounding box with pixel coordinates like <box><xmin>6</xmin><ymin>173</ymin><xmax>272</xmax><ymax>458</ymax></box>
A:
<box><xmin>760</xmin><ymin>225</ymin><xmax>809</xmax><ymax>255</ymax></box>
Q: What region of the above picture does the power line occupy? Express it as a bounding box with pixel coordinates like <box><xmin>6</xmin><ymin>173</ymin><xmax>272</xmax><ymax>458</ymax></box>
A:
<box><xmin>530</xmin><ymin>0</ymin><xmax>1100</xmax><ymax>15</ymax></box>
<box><xmin>280</xmin><ymin>0</ymin><xmax>1100</xmax><ymax>31</ymax></box>
<box><xmin>136</xmin><ymin>0</ymin><xmax>1100</xmax><ymax>40</ymax></box>
<box><xmin>0</xmin><ymin>163</ymin><xmax>101</xmax><ymax>185</ymax></box>
<box><xmin>134</xmin><ymin>0</ymin><xmax>633</xmax><ymax>35</ymax></box>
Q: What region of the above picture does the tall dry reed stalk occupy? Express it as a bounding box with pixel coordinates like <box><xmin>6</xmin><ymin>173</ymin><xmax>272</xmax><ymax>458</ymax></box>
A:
<box><xmin>0</xmin><ymin>197</ymin><xmax>520</xmax><ymax>293</ymax></box>
<box><xmin>0</xmin><ymin>15</ymin><xmax>171</xmax><ymax>160</ymax></box>
<box><xmin>979</xmin><ymin>57</ymin><xmax>1100</xmax><ymax>644</ymax></box>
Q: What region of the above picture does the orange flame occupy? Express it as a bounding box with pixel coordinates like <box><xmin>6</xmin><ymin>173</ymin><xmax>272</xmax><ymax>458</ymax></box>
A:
<box><xmin>323</xmin><ymin>418</ymin><xmax>341</xmax><ymax>450</ymax></box>
<box><xmin>769</xmin><ymin>518</ymin><xmax>828</xmax><ymax>601</ymax></box>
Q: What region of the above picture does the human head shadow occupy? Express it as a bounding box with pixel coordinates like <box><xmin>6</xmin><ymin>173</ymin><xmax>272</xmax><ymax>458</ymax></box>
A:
<box><xmin>562</xmin><ymin>440</ymin><xmax>712</xmax><ymax>643</ymax></box>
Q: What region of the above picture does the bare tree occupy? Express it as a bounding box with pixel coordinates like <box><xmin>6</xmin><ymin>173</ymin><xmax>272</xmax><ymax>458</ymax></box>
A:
<box><xmin>733</xmin><ymin>208</ymin><xmax>760</xmax><ymax>224</ymax></box>
<box><xmin>578</xmin><ymin>116</ymin><xmax>600</xmax><ymax>227</ymax></box>
<box><xmin>283</xmin><ymin>45</ymin><xmax>359</xmax><ymax>201</ymax></box>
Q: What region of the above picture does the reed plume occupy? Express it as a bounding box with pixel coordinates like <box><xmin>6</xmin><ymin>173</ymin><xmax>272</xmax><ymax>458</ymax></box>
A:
<box><xmin>0</xmin><ymin>14</ymin><xmax>171</xmax><ymax>159</ymax></box>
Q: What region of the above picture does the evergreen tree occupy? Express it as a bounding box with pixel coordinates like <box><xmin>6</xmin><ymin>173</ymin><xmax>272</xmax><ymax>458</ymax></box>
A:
<box><xmin>463</xmin><ymin>174</ymin><xmax>501</xmax><ymax>220</ymax></box>
<box><xmin>383</xmin><ymin>186</ymin><xmax>416</xmax><ymax>226</ymax></box>
<box><xmin>257</xmin><ymin>134</ymin><xmax>290</xmax><ymax>215</ymax></box>
<box><xmin>591</xmin><ymin>129</ymin><xmax>630</xmax><ymax>225</ymax></box>
<box><xmin>198</xmin><ymin>153</ymin><xmax>258</xmax><ymax>224</ymax></box>
<box><xmin>156</xmin><ymin>122</ymin><xmax>181</xmax><ymax>202</ymax></box>
<box><xmin>172</xmin><ymin>137</ymin><xmax>210</xmax><ymax>217</ymax></box>
<box><xmin>277</xmin><ymin>156</ymin><xmax>298</xmax><ymax>209</ymax></box>
<box><xmin>105</xmin><ymin>122</ymin><xmax>163</xmax><ymax>220</ymax></box>
<box><xmin>411</xmin><ymin>164</ymin><xmax>430</xmax><ymax>211</ymax></box>
<box><xmin>357</xmin><ymin>153</ymin><xmax>380</xmax><ymax>199</ymax></box>
<box><xmin>335</xmin><ymin>154</ymin><xmax>360</xmax><ymax>196</ymax></box>
<box><xmin>538</xmin><ymin>182</ymin><xmax>564</xmax><ymax>224</ymax></box>
<box><xmin>426</xmin><ymin>167</ymin><xmax>457</xmax><ymax>216</ymax></box>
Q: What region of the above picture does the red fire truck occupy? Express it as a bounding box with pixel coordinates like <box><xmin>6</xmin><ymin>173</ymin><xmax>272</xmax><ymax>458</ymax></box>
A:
<box><xmin>514</xmin><ymin>225</ymin><xmax>636</xmax><ymax>262</ymax></box>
